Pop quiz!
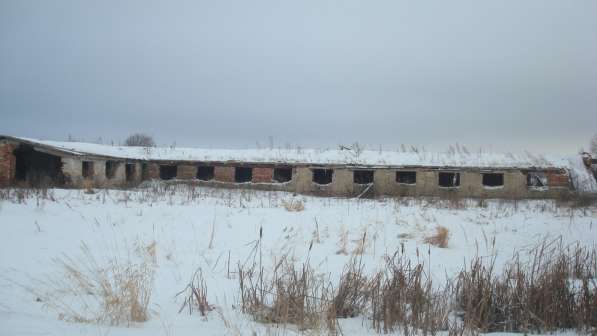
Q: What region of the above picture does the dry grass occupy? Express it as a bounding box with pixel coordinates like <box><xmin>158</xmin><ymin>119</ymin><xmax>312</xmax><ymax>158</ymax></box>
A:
<box><xmin>235</xmin><ymin>239</ymin><xmax>597</xmax><ymax>335</ymax></box>
<box><xmin>352</xmin><ymin>231</ymin><xmax>369</xmax><ymax>255</ymax></box>
<box><xmin>82</xmin><ymin>179</ymin><xmax>95</xmax><ymax>194</ymax></box>
<box><xmin>424</xmin><ymin>225</ymin><xmax>450</xmax><ymax>248</ymax></box>
<box><xmin>281</xmin><ymin>199</ymin><xmax>305</xmax><ymax>212</ymax></box>
<box><xmin>238</xmin><ymin>259</ymin><xmax>335</xmax><ymax>332</ymax></box>
<box><xmin>455</xmin><ymin>239</ymin><xmax>597</xmax><ymax>333</ymax></box>
<box><xmin>370</xmin><ymin>252</ymin><xmax>450</xmax><ymax>334</ymax></box>
<box><xmin>336</xmin><ymin>225</ymin><xmax>349</xmax><ymax>255</ymax></box>
<box><xmin>237</xmin><ymin>230</ymin><xmax>336</xmax><ymax>333</ymax></box>
<box><xmin>177</xmin><ymin>268</ymin><xmax>214</xmax><ymax>317</ymax></box>
<box><xmin>31</xmin><ymin>242</ymin><xmax>154</xmax><ymax>326</ymax></box>
<box><xmin>136</xmin><ymin>240</ymin><xmax>157</xmax><ymax>265</ymax></box>
<box><xmin>332</xmin><ymin>257</ymin><xmax>369</xmax><ymax>318</ymax></box>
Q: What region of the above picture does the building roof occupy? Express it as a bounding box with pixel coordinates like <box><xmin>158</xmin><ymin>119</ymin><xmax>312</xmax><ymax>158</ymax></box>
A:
<box><xmin>0</xmin><ymin>135</ymin><xmax>572</xmax><ymax>168</ymax></box>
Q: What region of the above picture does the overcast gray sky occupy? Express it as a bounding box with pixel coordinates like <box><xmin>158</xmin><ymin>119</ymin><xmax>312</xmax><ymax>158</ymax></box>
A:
<box><xmin>1</xmin><ymin>0</ymin><xmax>596</xmax><ymax>153</ymax></box>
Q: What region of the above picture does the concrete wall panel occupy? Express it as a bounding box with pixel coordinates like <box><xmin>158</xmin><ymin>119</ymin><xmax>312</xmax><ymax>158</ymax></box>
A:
<box><xmin>214</xmin><ymin>166</ymin><xmax>235</xmax><ymax>182</ymax></box>
<box><xmin>177</xmin><ymin>164</ymin><xmax>197</xmax><ymax>179</ymax></box>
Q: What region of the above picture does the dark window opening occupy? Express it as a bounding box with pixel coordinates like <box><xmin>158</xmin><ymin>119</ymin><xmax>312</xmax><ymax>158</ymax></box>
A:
<box><xmin>438</xmin><ymin>172</ymin><xmax>460</xmax><ymax>188</ymax></box>
<box><xmin>159</xmin><ymin>165</ymin><xmax>177</xmax><ymax>180</ymax></box>
<box><xmin>141</xmin><ymin>163</ymin><xmax>149</xmax><ymax>180</ymax></box>
<box><xmin>527</xmin><ymin>172</ymin><xmax>547</xmax><ymax>188</ymax></box>
<box><xmin>353</xmin><ymin>170</ymin><xmax>374</xmax><ymax>184</ymax></box>
<box><xmin>82</xmin><ymin>161</ymin><xmax>94</xmax><ymax>178</ymax></box>
<box><xmin>482</xmin><ymin>173</ymin><xmax>504</xmax><ymax>187</ymax></box>
<box><xmin>13</xmin><ymin>144</ymin><xmax>64</xmax><ymax>186</ymax></box>
<box><xmin>125</xmin><ymin>163</ymin><xmax>136</xmax><ymax>182</ymax></box>
<box><xmin>396</xmin><ymin>171</ymin><xmax>416</xmax><ymax>184</ymax></box>
<box><xmin>235</xmin><ymin>167</ymin><xmax>253</xmax><ymax>183</ymax></box>
<box><xmin>273</xmin><ymin>168</ymin><xmax>292</xmax><ymax>183</ymax></box>
<box><xmin>105</xmin><ymin>161</ymin><xmax>118</xmax><ymax>179</ymax></box>
<box><xmin>312</xmin><ymin>169</ymin><xmax>333</xmax><ymax>185</ymax></box>
<box><xmin>197</xmin><ymin>166</ymin><xmax>215</xmax><ymax>181</ymax></box>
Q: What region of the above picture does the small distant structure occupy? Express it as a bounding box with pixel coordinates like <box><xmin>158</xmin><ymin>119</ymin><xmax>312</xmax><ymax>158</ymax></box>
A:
<box><xmin>1</xmin><ymin>135</ymin><xmax>596</xmax><ymax>198</ymax></box>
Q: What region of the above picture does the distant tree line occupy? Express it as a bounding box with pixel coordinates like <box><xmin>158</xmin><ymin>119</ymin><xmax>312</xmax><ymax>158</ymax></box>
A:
<box><xmin>125</xmin><ymin>133</ymin><xmax>155</xmax><ymax>147</ymax></box>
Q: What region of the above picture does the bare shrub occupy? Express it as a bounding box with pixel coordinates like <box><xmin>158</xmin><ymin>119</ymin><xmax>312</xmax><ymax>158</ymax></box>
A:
<box><xmin>177</xmin><ymin>268</ymin><xmax>214</xmax><ymax>317</ymax></box>
<box><xmin>32</xmin><ymin>242</ymin><xmax>154</xmax><ymax>326</ymax></box>
<box><xmin>281</xmin><ymin>199</ymin><xmax>305</xmax><ymax>212</ymax></box>
<box><xmin>424</xmin><ymin>225</ymin><xmax>450</xmax><ymax>248</ymax></box>
<box><xmin>124</xmin><ymin>133</ymin><xmax>155</xmax><ymax>147</ymax></box>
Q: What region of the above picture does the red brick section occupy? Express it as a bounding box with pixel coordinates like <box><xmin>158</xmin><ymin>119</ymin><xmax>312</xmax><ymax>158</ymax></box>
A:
<box><xmin>214</xmin><ymin>166</ymin><xmax>235</xmax><ymax>182</ymax></box>
<box><xmin>252</xmin><ymin>167</ymin><xmax>273</xmax><ymax>183</ymax></box>
<box><xmin>547</xmin><ymin>170</ymin><xmax>570</xmax><ymax>188</ymax></box>
<box><xmin>0</xmin><ymin>143</ymin><xmax>16</xmax><ymax>187</ymax></box>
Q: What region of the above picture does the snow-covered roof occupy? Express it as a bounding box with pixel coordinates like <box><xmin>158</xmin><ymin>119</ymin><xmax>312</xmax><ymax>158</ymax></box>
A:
<box><xmin>4</xmin><ymin>135</ymin><xmax>597</xmax><ymax>192</ymax></box>
<box><xmin>0</xmin><ymin>135</ymin><xmax>584</xmax><ymax>168</ymax></box>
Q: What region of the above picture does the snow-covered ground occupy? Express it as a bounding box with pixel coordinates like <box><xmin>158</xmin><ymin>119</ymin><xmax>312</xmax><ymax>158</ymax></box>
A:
<box><xmin>0</xmin><ymin>186</ymin><xmax>595</xmax><ymax>335</ymax></box>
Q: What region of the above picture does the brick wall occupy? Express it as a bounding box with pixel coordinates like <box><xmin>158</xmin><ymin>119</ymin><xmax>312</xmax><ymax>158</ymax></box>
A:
<box><xmin>0</xmin><ymin>143</ymin><xmax>16</xmax><ymax>187</ymax></box>
<box><xmin>214</xmin><ymin>166</ymin><xmax>235</xmax><ymax>182</ymax></box>
<box><xmin>547</xmin><ymin>170</ymin><xmax>570</xmax><ymax>188</ymax></box>
<box><xmin>252</xmin><ymin>167</ymin><xmax>273</xmax><ymax>183</ymax></box>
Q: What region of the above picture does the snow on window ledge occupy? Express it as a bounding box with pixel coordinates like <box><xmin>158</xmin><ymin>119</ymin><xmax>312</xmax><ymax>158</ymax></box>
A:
<box><xmin>528</xmin><ymin>186</ymin><xmax>549</xmax><ymax>192</ymax></box>
<box><xmin>483</xmin><ymin>185</ymin><xmax>504</xmax><ymax>190</ymax></box>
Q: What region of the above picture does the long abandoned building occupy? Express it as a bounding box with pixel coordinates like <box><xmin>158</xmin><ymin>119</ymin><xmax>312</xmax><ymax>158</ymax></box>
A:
<box><xmin>1</xmin><ymin>135</ymin><xmax>596</xmax><ymax>198</ymax></box>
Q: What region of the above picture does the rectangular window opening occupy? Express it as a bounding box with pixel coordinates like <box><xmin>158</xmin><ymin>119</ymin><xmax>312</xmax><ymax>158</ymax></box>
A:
<box><xmin>312</xmin><ymin>169</ymin><xmax>333</xmax><ymax>185</ymax></box>
<box><xmin>482</xmin><ymin>173</ymin><xmax>504</xmax><ymax>187</ymax></box>
<box><xmin>235</xmin><ymin>167</ymin><xmax>253</xmax><ymax>183</ymax></box>
<box><xmin>396</xmin><ymin>171</ymin><xmax>416</xmax><ymax>185</ymax></box>
<box><xmin>527</xmin><ymin>172</ymin><xmax>547</xmax><ymax>188</ymax></box>
<box><xmin>438</xmin><ymin>172</ymin><xmax>460</xmax><ymax>188</ymax></box>
<box><xmin>159</xmin><ymin>165</ymin><xmax>177</xmax><ymax>180</ymax></box>
<box><xmin>353</xmin><ymin>170</ymin><xmax>374</xmax><ymax>184</ymax></box>
<box><xmin>125</xmin><ymin>163</ymin><xmax>136</xmax><ymax>182</ymax></box>
<box><xmin>105</xmin><ymin>161</ymin><xmax>117</xmax><ymax>179</ymax></box>
<box><xmin>82</xmin><ymin>161</ymin><xmax>94</xmax><ymax>178</ymax></box>
<box><xmin>197</xmin><ymin>166</ymin><xmax>215</xmax><ymax>181</ymax></box>
<box><xmin>273</xmin><ymin>167</ymin><xmax>292</xmax><ymax>183</ymax></box>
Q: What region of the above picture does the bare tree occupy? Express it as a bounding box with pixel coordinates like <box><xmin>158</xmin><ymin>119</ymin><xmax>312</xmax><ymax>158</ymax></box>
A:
<box><xmin>125</xmin><ymin>133</ymin><xmax>155</xmax><ymax>147</ymax></box>
<box><xmin>591</xmin><ymin>133</ymin><xmax>597</xmax><ymax>154</ymax></box>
